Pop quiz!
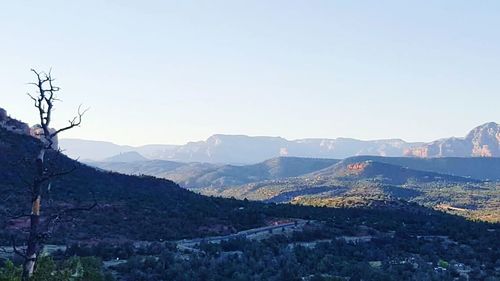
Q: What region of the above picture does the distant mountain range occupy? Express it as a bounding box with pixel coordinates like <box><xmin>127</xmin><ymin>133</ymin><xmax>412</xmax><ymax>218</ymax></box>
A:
<box><xmin>61</xmin><ymin>122</ymin><xmax>499</xmax><ymax>164</ymax></box>
<box><xmin>61</xmin><ymin>136</ymin><xmax>422</xmax><ymax>164</ymax></box>
<box><xmin>88</xmin><ymin>157</ymin><xmax>340</xmax><ymax>189</ymax></box>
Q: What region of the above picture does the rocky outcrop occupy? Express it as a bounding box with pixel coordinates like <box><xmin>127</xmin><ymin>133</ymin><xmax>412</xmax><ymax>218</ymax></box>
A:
<box><xmin>0</xmin><ymin>107</ymin><xmax>30</xmax><ymax>135</ymax></box>
<box><xmin>346</xmin><ymin>162</ymin><xmax>370</xmax><ymax>174</ymax></box>
<box><xmin>30</xmin><ymin>125</ymin><xmax>59</xmax><ymax>150</ymax></box>
<box><xmin>405</xmin><ymin>122</ymin><xmax>499</xmax><ymax>157</ymax></box>
<box><xmin>0</xmin><ymin>107</ymin><xmax>59</xmax><ymax>149</ymax></box>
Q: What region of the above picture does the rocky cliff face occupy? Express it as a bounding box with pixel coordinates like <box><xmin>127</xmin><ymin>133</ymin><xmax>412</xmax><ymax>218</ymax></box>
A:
<box><xmin>405</xmin><ymin>122</ymin><xmax>499</xmax><ymax>157</ymax></box>
<box><xmin>467</xmin><ymin>122</ymin><xmax>500</xmax><ymax>157</ymax></box>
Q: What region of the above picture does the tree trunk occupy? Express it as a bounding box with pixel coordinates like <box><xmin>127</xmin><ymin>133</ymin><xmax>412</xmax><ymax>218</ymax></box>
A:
<box><xmin>19</xmin><ymin>69</ymin><xmax>85</xmax><ymax>280</ymax></box>
<box><xmin>22</xmin><ymin>148</ymin><xmax>45</xmax><ymax>281</ymax></box>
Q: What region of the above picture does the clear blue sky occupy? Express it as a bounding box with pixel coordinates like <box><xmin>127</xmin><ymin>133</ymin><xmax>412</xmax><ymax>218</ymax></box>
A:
<box><xmin>1</xmin><ymin>1</ymin><xmax>498</xmax><ymax>145</ymax></box>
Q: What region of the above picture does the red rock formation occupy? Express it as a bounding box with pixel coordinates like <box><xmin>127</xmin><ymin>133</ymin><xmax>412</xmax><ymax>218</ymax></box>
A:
<box><xmin>347</xmin><ymin>162</ymin><xmax>369</xmax><ymax>174</ymax></box>
<box><xmin>404</xmin><ymin>147</ymin><xmax>429</xmax><ymax>158</ymax></box>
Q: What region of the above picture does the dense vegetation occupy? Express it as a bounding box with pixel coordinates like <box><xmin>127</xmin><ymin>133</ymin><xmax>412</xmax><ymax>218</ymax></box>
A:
<box><xmin>111</xmin><ymin>224</ymin><xmax>499</xmax><ymax>281</ymax></box>
<box><xmin>3</xmin><ymin>204</ymin><xmax>497</xmax><ymax>280</ymax></box>
<box><xmin>0</xmin><ymin>256</ymin><xmax>112</xmax><ymax>281</ymax></box>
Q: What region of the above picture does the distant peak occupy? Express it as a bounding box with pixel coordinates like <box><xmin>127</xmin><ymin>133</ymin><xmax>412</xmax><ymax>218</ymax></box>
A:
<box><xmin>466</xmin><ymin>121</ymin><xmax>499</xmax><ymax>135</ymax></box>
<box><xmin>477</xmin><ymin>121</ymin><xmax>498</xmax><ymax>128</ymax></box>
<box><xmin>104</xmin><ymin>151</ymin><xmax>148</xmax><ymax>162</ymax></box>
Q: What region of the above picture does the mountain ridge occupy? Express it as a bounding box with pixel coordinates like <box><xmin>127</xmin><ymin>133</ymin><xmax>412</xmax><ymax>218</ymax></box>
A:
<box><xmin>88</xmin><ymin>156</ymin><xmax>340</xmax><ymax>189</ymax></box>
<box><xmin>312</xmin><ymin>155</ymin><xmax>500</xmax><ymax>181</ymax></box>
<box><xmin>60</xmin><ymin>122</ymin><xmax>498</xmax><ymax>163</ymax></box>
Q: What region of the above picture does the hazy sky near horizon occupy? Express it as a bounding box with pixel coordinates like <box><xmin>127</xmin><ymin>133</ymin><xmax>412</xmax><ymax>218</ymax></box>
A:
<box><xmin>1</xmin><ymin>1</ymin><xmax>499</xmax><ymax>146</ymax></box>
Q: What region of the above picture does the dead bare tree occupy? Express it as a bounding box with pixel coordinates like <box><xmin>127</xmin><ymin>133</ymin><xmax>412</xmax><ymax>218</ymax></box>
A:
<box><xmin>20</xmin><ymin>69</ymin><xmax>87</xmax><ymax>280</ymax></box>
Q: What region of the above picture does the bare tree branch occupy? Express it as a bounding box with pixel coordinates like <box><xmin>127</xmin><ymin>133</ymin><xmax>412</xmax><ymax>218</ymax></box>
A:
<box><xmin>19</xmin><ymin>68</ymin><xmax>87</xmax><ymax>280</ymax></box>
<box><xmin>50</xmin><ymin>105</ymin><xmax>88</xmax><ymax>138</ymax></box>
